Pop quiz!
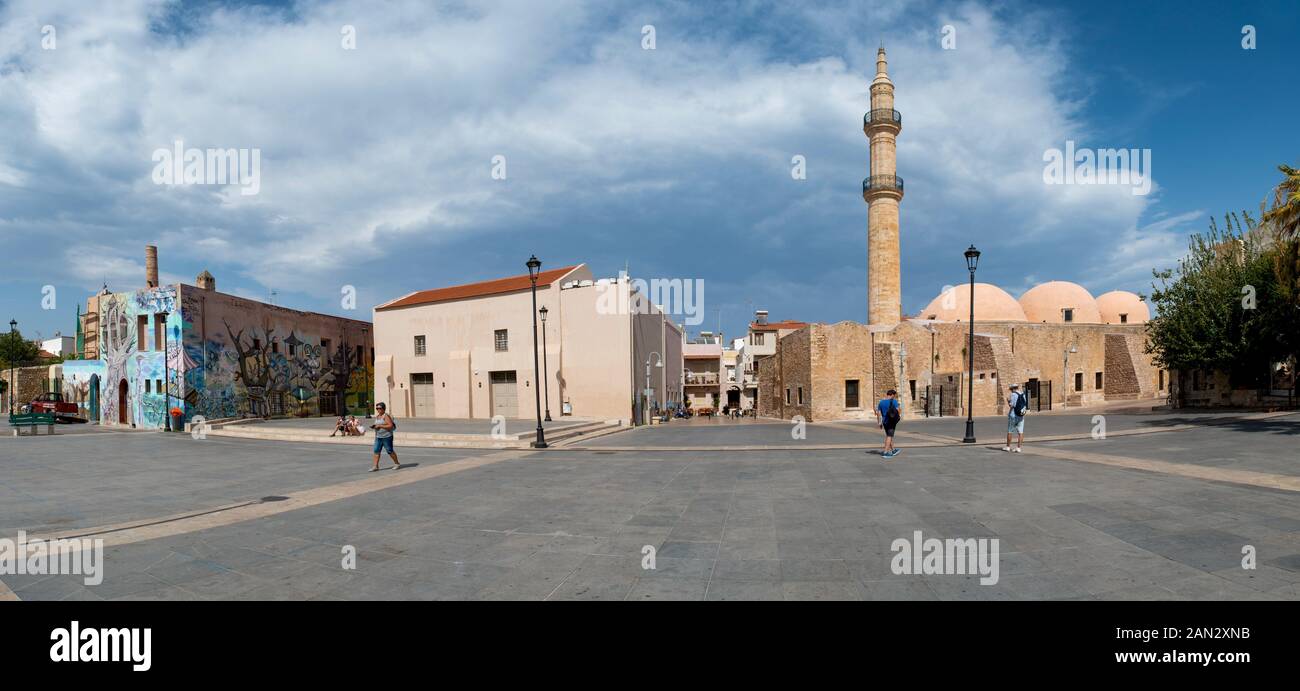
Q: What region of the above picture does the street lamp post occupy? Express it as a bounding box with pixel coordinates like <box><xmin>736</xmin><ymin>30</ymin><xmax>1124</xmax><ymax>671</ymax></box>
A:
<box><xmin>539</xmin><ymin>305</ymin><xmax>552</xmax><ymax>422</ymax></box>
<box><xmin>962</xmin><ymin>245</ymin><xmax>980</xmax><ymax>444</ymax></box>
<box><xmin>7</xmin><ymin>319</ymin><xmax>16</xmax><ymax>415</ymax></box>
<box><xmin>161</xmin><ymin>311</ymin><xmax>171</xmax><ymax>431</ymax></box>
<box><xmin>527</xmin><ymin>255</ymin><xmax>547</xmax><ymax>449</ymax></box>
<box><xmin>645</xmin><ymin>351</ymin><xmax>664</xmax><ymax>425</ymax></box>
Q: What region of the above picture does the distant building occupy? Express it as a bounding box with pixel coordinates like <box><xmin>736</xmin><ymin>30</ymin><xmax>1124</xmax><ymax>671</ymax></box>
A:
<box><xmin>683</xmin><ymin>332</ymin><xmax>723</xmax><ymax>410</ymax></box>
<box><xmin>41</xmin><ymin>335</ymin><xmax>75</xmax><ymax>357</ymax></box>
<box><xmin>737</xmin><ymin>311</ymin><xmax>807</xmax><ymax>413</ymax></box>
<box><xmin>372</xmin><ymin>264</ymin><xmax>683</xmax><ymax>425</ymax></box>
<box><xmin>64</xmin><ymin>245</ymin><xmax>373</xmax><ymax>428</ymax></box>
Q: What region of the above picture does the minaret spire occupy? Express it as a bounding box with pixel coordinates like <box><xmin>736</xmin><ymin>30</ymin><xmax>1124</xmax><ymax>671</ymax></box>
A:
<box><xmin>863</xmin><ymin>46</ymin><xmax>903</xmax><ymax>327</ymax></box>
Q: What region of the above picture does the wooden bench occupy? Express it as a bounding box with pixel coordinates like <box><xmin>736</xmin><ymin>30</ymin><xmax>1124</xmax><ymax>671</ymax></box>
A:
<box><xmin>9</xmin><ymin>412</ymin><xmax>56</xmax><ymax>436</ymax></box>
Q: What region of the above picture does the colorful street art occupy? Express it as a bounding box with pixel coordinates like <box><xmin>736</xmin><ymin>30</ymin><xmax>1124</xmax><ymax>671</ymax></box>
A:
<box><xmin>60</xmin><ymin>360</ymin><xmax>106</xmax><ymax>421</ymax></box>
<box><xmin>97</xmin><ymin>287</ymin><xmax>178</xmax><ymax>428</ymax></box>
<box><xmin>76</xmin><ymin>283</ymin><xmax>370</xmax><ymax>428</ymax></box>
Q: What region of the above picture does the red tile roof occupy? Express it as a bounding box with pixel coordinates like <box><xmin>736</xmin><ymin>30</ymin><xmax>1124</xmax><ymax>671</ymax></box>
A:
<box><xmin>750</xmin><ymin>320</ymin><xmax>808</xmax><ymax>331</ymax></box>
<box><xmin>377</xmin><ymin>265</ymin><xmax>581</xmax><ymax>311</ymax></box>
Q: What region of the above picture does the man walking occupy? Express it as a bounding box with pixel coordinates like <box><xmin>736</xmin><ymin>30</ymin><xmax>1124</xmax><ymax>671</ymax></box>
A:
<box><xmin>1004</xmin><ymin>383</ymin><xmax>1027</xmax><ymax>452</ymax></box>
<box><xmin>876</xmin><ymin>389</ymin><xmax>902</xmax><ymax>458</ymax></box>
<box><xmin>368</xmin><ymin>402</ymin><xmax>402</xmax><ymax>472</ymax></box>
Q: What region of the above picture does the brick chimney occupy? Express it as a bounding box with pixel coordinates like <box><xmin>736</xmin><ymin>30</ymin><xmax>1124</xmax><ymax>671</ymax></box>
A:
<box><xmin>145</xmin><ymin>245</ymin><xmax>159</xmax><ymax>288</ymax></box>
<box><xmin>196</xmin><ymin>270</ymin><xmax>215</xmax><ymax>291</ymax></box>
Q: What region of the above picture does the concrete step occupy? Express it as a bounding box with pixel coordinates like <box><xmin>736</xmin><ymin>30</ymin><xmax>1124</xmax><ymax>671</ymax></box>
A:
<box><xmin>205</xmin><ymin>418</ymin><xmax>625</xmax><ymax>449</ymax></box>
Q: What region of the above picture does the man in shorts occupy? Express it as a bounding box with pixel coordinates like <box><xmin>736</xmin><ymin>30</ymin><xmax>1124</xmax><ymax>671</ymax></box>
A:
<box><xmin>1005</xmin><ymin>384</ymin><xmax>1026</xmax><ymax>453</ymax></box>
<box><xmin>368</xmin><ymin>402</ymin><xmax>402</xmax><ymax>472</ymax></box>
<box><xmin>876</xmin><ymin>389</ymin><xmax>902</xmax><ymax>458</ymax></box>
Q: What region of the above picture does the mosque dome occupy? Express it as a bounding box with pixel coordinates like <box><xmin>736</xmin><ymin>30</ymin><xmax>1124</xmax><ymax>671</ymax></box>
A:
<box><xmin>1096</xmin><ymin>290</ymin><xmax>1149</xmax><ymax>325</ymax></box>
<box><xmin>920</xmin><ymin>283</ymin><xmax>1027</xmax><ymax>322</ymax></box>
<box><xmin>1019</xmin><ymin>281</ymin><xmax>1101</xmax><ymax>324</ymax></box>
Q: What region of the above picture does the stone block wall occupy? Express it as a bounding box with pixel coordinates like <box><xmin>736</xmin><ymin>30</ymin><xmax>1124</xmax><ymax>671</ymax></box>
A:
<box><xmin>1</xmin><ymin>365</ymin><xmax>52</xmax><ymax>414</ymax></box>
<box><xmin>808</xmin><ymin>322</ymin><xmax>874</xmax><ymax>421</ymax></box>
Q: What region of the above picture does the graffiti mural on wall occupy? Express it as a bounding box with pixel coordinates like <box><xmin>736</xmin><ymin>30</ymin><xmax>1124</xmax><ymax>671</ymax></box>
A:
<box><xmin>181</xmin><ymin>315</ymin><xmax>369</xmax><ymax>420</ymax></box>
<box><xmin>98</xmin><ymin>287</ymin><xmax>178</xmax><ymax>427</ymax></box>
<box><xmin>60</xmin><ymin>360</ymin><xmax>106</xmax><ymax>421</ymax></box>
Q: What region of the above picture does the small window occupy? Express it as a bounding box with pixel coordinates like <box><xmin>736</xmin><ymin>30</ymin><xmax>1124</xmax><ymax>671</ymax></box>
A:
<box><xmin>355</xmin><ymin>345</ymin><xmax>363</xmax><ymax>363</ymax></box>
<box><xmin>321</xmin><ymin>338</ymin><xmax>331</xmax><ymax>355</ymax></box>
<box><xmin>1159</xmin><ymin>370</ymin><xmax>1165</xmax><ymax>390</ymax></box>
<box><xmin>289</xmin><ymin>342</ymin><xmax>296</xmax><ymax>356</ymax></box>
<box><xmin>909</xmin><ymin>380</ymin><xmax>916</xmax><ymax>400</ymax></box>
<box><xmin>797</xmin><ymin>386</ymin><xmax>804</xmax><ymax>405</ymax></box>
<box><xmin>414</xmin><ymin>335</ymin><xmax>426</xmax><ymax>356</ymax></box>
<box><xmin>754</xmin><ymin>332</ymin><xmax>766</xmax><ymax>346</ymax></box>
<box><xmin>1119</xmin><ymin>313</ymin><xmax>1128</xmax><ymax>324</ymax></box>
<box><xmin>785</xmin><ymin>388</ymin><xmax>791</xmax><ymax>404</ymax></box>
<box><xmin>1095</xmin><ymin>372</ymin><xmax>1103</xmax><ymax>390</ymax></box>
<box><xmin>845</xmin><ymin>379</ymin><xmax>860</xmax><ymax>408</ymax></box>
<box><xmin>145</xmin><ymin>380</ymin><xmax>151</xmax><ymax>393</ymax></box>
<box><xmin>1062</xmin><ymin>308</ymin><xmax>1074</xmax><ymax>323</ymax></box>
<box><xmin>252</xmin><ymin>338</ymin><xmax>261</xmax><ymax>351</ymax></box>
<box><xmin>494</xmin><ymin>329</ymin><xmax>508</xmax><ymax>352</ymax></box>
<box><xmin>154</xmin><ymin>313</ymin><xmax>166</xmax><ymax>351</ymax></box>
<box><xmin>1074</xmin><ymin>372</ymin><xmax>1083</xmax><ymax>392</ymax></box>
<box><xmin>272</xmin><ymin>340</ymin><xmax>279</xmax><ymax>354</ymax></box>
<box><xmin>156</xmin><ymin>379</ymin><xmax>163</xmax><ymax>394</ymax></box>
<box><xmin>137</xmin><ymin>315</ymin><xmax>149</xmax><ymax>350</ymax></box>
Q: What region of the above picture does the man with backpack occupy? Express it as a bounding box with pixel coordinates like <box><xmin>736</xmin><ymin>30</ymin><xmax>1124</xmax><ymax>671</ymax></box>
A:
<box><xmin>368</xmin><ymin>402</ymin><xmax>402</xmax><ymax>472</ymax></box>
<box><xmin>876</xmin><ymin>389</ymin><xmax>902</xmax><ymax>458</ymax></box>
<box><xmin>1005</xmin><ymin>383</ymin><xmax>1028</xmax><ymax>453</ymax></box>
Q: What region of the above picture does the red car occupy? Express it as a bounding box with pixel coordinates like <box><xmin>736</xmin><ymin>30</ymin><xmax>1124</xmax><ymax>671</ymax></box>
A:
<box><xmin>24</xmin><ymin>392</ymin><xmax>84</xmax><ymax>422</ymax></box>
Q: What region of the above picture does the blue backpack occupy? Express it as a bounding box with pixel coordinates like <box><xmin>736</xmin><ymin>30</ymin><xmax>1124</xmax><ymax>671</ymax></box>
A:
<box><xmin>1012</xmin><ymin>391</ymin><xmax>1028</xmax><ymax>417</ymax></box>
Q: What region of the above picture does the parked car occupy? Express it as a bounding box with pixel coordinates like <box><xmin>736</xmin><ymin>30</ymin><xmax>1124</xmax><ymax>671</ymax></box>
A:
<box><xmin>23</xmin><ymin>392</ymin><xmax>84</xmax><ymax>422</ymax></box>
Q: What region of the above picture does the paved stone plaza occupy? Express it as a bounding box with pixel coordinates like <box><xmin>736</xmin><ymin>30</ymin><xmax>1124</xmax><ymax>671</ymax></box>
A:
<box><xmin>1</xmin><ymin>410</ymin><xmax>1297</xmax><ymax>601</ymax></box>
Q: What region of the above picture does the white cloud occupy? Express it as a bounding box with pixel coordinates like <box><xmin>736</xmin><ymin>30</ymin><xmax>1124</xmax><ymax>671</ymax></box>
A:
<box><xmin>1</xmin><ymin>0</ymin><xmax>1184</xmax><ymax>332</ymax></box>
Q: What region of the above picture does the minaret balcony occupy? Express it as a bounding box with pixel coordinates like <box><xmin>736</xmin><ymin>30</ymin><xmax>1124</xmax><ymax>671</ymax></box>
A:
<box><xmin>863</xmin><ymin>109</ymin><xmax>902</xmax><ymax>132</ymax></box>
<box><xmin>863</xmin><ymin>175</ymin><xmax>904</xmax><ymax>200</ymax></box>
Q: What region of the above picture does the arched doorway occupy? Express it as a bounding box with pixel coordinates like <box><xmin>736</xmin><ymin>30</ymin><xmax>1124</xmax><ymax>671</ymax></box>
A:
<box><xmin>89</xmin><ymin>374</ymin><xmax>100</xmax><ymax>422</ymax></box>
<box><xmin>118</xmin><ymin>379</ymin><xmax>129</xmax><ymax>425</ymax></box>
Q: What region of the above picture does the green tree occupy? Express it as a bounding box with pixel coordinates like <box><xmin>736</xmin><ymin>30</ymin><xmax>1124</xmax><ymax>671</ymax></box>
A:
<box><xmin>0</xmin><ymin>329</ymin><xmax>41</xmax><ymax>367</ymax></box>
<box><xmin>1145</xmin><ymin>212</ymin><xmax>1292</xmax><ymax>388</ymax></box>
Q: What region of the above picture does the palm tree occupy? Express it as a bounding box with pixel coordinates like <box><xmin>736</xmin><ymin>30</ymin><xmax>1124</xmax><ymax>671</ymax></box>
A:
<box><xmin>1263</xmin><ymin>164</ymin><xmax>1300</xmax><ymax>309</ymax></box>
<box><xmin>1263</xmin><ymin>164</ymin><xmax>1300</xmax><ymax>239</ymax></box>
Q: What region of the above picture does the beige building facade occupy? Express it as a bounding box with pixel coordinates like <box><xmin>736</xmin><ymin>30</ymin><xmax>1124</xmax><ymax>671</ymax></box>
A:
<box><xmin>373</xmin><ymin>264</ymin><xmax>682</xmax><ymax>425</ymax></box>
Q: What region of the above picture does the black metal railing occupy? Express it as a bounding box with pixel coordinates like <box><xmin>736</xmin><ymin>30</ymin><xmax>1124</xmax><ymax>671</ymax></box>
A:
<box><xmin>863</xmin><ymin>109</ymin><xmax>901</xmax><ymax>127</ymax></box>
<box><xmin>862</xmin><ymin>175</ymin><xmax>904</xmax><ymax>195</ymax></box>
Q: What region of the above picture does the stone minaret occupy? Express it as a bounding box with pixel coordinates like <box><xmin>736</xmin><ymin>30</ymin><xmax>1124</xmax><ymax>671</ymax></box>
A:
<box><xmin>863</xmin><ymin>46</ymin><xmax>903</xmax><ymax>327</ymax></box>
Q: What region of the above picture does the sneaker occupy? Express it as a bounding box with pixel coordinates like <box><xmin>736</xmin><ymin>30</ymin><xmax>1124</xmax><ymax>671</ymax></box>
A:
<box><xmin>891</xmin><ymin>448</ymin><xmax>902</xmax><ymax>457</ymax></box>
<box><xmin>1002</xmin><ymin>446</ymin><xmax>1011</xmax><ymax>452</ymax></box>
<box><xmin>368</xmin><ymin>467</ymin><xmax>379</xmax><ymax>473</ymax></box>
<box><xmin>1013</xmin><ymin>447</ymin><xmax>1022</xmax><ymax>453</ymax></box>
<box><xmin>391</xmin><ymin>463</ymin><xmax>402</xmax><ymax>470</ymax></box>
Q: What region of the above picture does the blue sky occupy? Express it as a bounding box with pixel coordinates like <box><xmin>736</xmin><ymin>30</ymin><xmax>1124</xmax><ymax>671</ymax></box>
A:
<box><xmin>1</xmin><ymin>0</ymin><xmax>1296</xmax><ymax>346</ymax></box>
